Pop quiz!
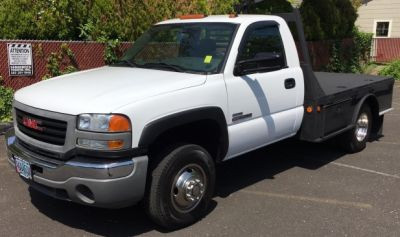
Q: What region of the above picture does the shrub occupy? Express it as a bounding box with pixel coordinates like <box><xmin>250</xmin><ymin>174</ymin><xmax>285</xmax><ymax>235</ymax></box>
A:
<box><xmin>300</xmin><ymin>0</ymin><xmax>358</xmax><ymax>41</ymax></box>
<box><xmin>1</xmin><ymin>0</ymin><xmax>239</xmax><ymax>41</ymax></box>
<box><xmin>247</xmin><ymin>0</ymin><xmax>293</xmax><ymax>14</ymax></box>
<box><xmin>325</xmin><ymin>28</ymin><xmax>373</xmax><ymax>73</ymax></box>
<box><xmin>379</xmin><ymin>60</ymin><xmax>400</xmax><ymax>80</ymax></box>
<box><xmin>0</xmin><ymin>86</ymin><xmax>13</xmax><ymax>122</ymax></box>
<box><xmin>42</xmin><ymin>43</ymin><xmax>78</xmax><ymax>80</ymax></box>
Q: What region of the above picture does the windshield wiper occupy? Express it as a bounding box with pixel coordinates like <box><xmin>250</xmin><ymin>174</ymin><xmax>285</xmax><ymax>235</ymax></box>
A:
<box><xmin>142</xmin><ymin>62</ymin><xmax>185</xmax><ymax>72</ymax></box>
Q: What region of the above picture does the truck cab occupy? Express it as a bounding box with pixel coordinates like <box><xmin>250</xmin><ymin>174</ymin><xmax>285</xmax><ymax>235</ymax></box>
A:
<box><xmin>5</xmin><ymin>12</ymin><xmax>394</xmax><ymax>229</ymax></box>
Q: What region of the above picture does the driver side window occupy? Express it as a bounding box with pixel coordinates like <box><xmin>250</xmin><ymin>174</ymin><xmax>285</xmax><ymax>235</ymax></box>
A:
<box><xmin>236</xmin><ymin>23</ymin><xmax>286</xmax><ymax>75</ymax></box>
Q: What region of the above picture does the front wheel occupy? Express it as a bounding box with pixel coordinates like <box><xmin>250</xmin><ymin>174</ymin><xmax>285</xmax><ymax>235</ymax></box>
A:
<box><xmin>145</xmin><ymin>144</ymin><xmax>215</xmax><ymax>229</ymax></box>
<box><xmin>340</xmin><ymin>105</ymin><xmax>372</xmax><ymax>153</ymax></box>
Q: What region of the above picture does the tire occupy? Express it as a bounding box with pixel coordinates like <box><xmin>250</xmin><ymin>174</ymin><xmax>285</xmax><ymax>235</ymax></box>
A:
<box><xmin>145</xmin><ymin>144</ymin><xmax>216</xmax><ymax>229</ymax></box>
<box><xmin>340</xmin><ymin>105</ymin><xmax>372</xmax><ymax>153</ymax></box>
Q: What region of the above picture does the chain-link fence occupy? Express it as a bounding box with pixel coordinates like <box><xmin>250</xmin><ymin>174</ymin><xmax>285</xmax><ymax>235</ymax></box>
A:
<box><xmin>0</xmin><ymin>40</ymin><xmax>132</xmax><ymax>91</ymax></box>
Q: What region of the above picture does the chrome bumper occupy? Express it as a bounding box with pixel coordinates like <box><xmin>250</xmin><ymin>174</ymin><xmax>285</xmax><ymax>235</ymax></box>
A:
<box><xmin>5</xmin><ymin>128</ymin><xmax>148</xmax><ymax>209</ymax></box>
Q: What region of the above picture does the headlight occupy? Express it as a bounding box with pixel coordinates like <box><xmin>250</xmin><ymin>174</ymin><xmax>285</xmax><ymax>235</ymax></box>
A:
<box><xmin>77</xmin><ymin>114</ymin><xmax>131</xmax><ymax>132</ymax></box>
<box><xmin>76</xmin><ymin>114</ymin><xmax>131</xmax><ymax>151</ymax></box>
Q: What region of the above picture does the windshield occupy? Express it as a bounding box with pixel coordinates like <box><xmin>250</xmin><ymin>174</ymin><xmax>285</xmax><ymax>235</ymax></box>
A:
<box><xmin>115</xmin><ymin>23</ymin><xmax>237</xmax><ymax>74</ymax></box>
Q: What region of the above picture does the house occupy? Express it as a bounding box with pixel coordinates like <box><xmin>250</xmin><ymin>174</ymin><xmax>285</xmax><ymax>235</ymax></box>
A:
<box><xmin>356</xmin><ymin>0</ymin><xmax>400</xmax><ymax>62</ymax></box>
<box><xmin>356</xmin><ymin>0</ymin><xmax>400</xmax><ymax>38</ymax></box>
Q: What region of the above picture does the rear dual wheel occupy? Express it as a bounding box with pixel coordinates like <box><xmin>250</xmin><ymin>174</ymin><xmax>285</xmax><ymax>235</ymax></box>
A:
<box><xmin>340</xmin><ymin>105</ymin><xmax>372</xmax><ymax>153</ymax></box>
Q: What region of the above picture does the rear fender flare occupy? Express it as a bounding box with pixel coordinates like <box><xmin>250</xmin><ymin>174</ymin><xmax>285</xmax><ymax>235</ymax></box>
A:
<box><xmin>352</xmin><ymin>94</ymin><xmax>379</xmax><ymax>129</ymax></box>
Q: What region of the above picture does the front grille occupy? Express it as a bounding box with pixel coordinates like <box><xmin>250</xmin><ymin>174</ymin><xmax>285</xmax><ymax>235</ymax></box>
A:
<box><xmin>18</xmin><ymin>138</ymin><xmax>61</xmax><ymax>159</ymax></box>
<box><xmin>16</xmin><ymin>109</ymin><xmax>67</xmax><ymax>145</ymax></box>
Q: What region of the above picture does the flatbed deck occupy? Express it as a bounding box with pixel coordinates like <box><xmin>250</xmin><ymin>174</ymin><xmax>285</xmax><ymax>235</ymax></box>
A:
<box><xmin>315</xmin><ymin>72</ymin><xmax>393</xmax><ymax>96</ymax></box>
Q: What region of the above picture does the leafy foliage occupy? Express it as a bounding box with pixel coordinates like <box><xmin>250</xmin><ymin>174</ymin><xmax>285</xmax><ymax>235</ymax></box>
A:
<box><xmin>0</xmin><ymin>0</ymin><xmax>87</xmax><ymax>40</ymax></box>
<box><xmin>351</xmin><ymin>0</ymin><xmax>363</xmax><ymax>9</ymax></box>
<box><xmin>42</xmin><ymin>43</ymin><xmax>78</xmax><ymax>80</ymax></box>
<box><xmin>0</xmin><ymin>0</ymin><xmax>238</xmax><ymax>41</ymax></box>
<box><xmin>300</xmin><ymin>0</ymin><xmax>358</xmax><ymax>41</ymax></box>
<box><xmin>326</xmin><ymin>28</ymin><xmax>373</xmax><ymax>73</ymax></box>
<box><xmin>247</xmin><ymin>0</ymin><xmax>293</xmax><ymax>14</ymax></box>
<box><xmin>0</xmin><ymin>85</ymin><xmax>13</xmax><ymax>122</ymax></box>
<box><xmin>353</xmin><ymin>28</ymin><xmax>374</xmax><ymax>64</ymax></box>
<box><xmin>379</xmin><ymin>60</ymin><xmax>400</xmax><ymax>80</ymax></box>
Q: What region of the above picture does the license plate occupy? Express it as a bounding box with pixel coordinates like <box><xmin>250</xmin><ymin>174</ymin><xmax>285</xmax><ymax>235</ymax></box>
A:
<box><xmin>14</xmin><ymin>157</ymin><xmax>32</xmax><ymax>180</ymax></box>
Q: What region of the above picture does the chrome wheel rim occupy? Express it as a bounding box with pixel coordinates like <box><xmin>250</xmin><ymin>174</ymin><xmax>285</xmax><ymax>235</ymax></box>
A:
<box><xmin>170</xmin><ymin>164</ymin><xmax>206</xmax><ymax>213</ymax></box>
<box><xmin>355</xmin><ymin>113</ymin><xmax>369</xmax><ymax>142</ymax></box>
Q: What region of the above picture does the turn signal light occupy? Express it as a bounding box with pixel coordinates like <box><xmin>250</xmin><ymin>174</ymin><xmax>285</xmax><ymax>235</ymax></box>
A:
<box><xmin>108</xmin><ymin>140</ymin><xmax>125</xmax><ymax>150</ymax></box>
<box><xmin>306</xmin><ymin>106</ymin><xmax>313</xmax><ymax>113</ymax></box>
<box><xmin>77</xmin><ymin>138</ymin><xmax>125</xmax><ymax>150</ymax></box>
<box><xmin>109</xmin><ymin>115</ymin><xmax>131</xmax><ymax>132</ymax></box>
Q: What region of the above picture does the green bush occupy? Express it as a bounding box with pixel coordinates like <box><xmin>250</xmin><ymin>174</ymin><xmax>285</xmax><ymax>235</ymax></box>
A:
<box><xmin>325</xmin><ymin>27</ymin><xmax>373</xmax><ymax>73</ymax></box>
<box><xmin>42</xmin><ymin>43</ymin><xmax>78</xmax><ymax>80</ymax></box>
<box><xmin>300</xmin><ymin>0</ymin><xmax>357</xmax><ymax>41</ymax></box>
<box><xmin>379</xmin><ymin>60</ymin><xmax>400</xmax><ymax>80</ymax></box>
<box><xmin>0</xmin><ymin>86</ymin><xmax>13</xmax><ymax>122</ymax></box>
<box><xmin>0</xmin><ymin>0</ymin><xmax>238</xmax><ymax>42</ymax></box>
<box><xmin>247</xmin><ymin>0</ymin><xmax>293</xmax><ymax>14</ymax></box>
<box><xmin>0</xmin><ymin>0</ymin><xmax>87</xmax><ymax>40</ymax></box>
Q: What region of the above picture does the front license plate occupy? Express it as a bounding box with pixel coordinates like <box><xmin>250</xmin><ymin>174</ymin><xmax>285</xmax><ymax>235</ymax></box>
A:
<box><xmin>14</xmin><ymin>157</ymin><xmax>32</xmax><ymax>180</ymax></box>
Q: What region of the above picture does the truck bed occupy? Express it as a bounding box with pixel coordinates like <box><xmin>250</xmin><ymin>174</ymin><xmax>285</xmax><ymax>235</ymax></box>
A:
<box><xmin>314</xmin><ymin>72</ymin><xmax>392</xmax><ymax>96</ymax></box>
<box><xmin>299</xmin><ymin>71</ymin><xmax>394</xmax><ymax>142</ymax></box>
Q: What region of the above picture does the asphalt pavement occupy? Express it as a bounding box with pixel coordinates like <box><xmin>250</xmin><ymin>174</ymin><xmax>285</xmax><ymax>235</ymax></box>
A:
<box><xmin>0</xmin><ymin>82</ymin><xmax>399</xmax><ymax>237</ymax></box>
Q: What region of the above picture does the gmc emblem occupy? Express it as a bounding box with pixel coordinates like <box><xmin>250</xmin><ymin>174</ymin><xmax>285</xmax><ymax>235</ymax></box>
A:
<box><xmin>22</xmin><ymin>117</ymin><xmax>44</xmax><ymax>131</ymax></box>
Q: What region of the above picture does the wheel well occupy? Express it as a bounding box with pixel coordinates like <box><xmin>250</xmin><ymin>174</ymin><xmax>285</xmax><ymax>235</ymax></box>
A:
<box><xmin>147</xmin><ymin>119</ymin><xmax>225</xmax><ymax>162</ymax></box>
<box><xmin>364</xmin><ymin>96</ymin><xmax>380</xmax><ymax>135</ymax></box>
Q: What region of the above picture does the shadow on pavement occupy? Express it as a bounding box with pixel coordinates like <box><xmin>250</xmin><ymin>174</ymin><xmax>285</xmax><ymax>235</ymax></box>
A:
<box><xmin>216</xmin><ymin>139</ymin><xmax>346</xmax><ymax>198</ymax></box>
<box><xmin>29</xmin><ymin>139</ymin><xmax>347</xmax><ymax>236</ymax></box>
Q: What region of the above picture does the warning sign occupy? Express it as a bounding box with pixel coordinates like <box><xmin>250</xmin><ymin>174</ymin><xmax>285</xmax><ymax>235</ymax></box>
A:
<box><xmin>7</xmin><ymin>43</ymin><xmax>34</xmax><ymax>76</ymax></box>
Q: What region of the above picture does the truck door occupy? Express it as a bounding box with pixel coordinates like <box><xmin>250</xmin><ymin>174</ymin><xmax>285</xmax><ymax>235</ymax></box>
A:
<box><xmin>224</xmin><ymin>21</ymin><xmax>304</xmax><ymax>159</ymax></box>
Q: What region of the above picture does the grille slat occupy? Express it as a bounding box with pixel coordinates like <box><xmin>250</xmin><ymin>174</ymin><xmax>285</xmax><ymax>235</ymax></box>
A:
<box><xmin>16</xmin><ymin>117</ymin><xmax>66</xmax><ymax>137</ymax></box>
<box><xmin>16</xmin><ymin>111</ymin><xmax>67</xmax><ymax>130</ymax></box>
<box><xmin>16</xmin><ymin>109</ymin><xmax>67</xmax><ymax>146</ymax></box>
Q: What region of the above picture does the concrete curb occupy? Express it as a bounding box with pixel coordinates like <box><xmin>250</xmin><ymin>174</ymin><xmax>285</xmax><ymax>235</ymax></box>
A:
<box><xmin>0</xmin><ymin>122</ymin><xmax>13</xmax><ymax>135</ymax></box>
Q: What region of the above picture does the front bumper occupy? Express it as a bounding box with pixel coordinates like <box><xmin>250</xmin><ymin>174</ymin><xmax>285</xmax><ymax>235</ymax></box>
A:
<box><xmin>5</xmin><ymin>128</ymin><xmax>148</xmax><ymax>209</ymax></box>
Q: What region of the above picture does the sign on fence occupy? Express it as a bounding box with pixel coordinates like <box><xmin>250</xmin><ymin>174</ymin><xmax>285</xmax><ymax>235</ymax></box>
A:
<box><xmin>7</xmin><ymin>43</ymin><xmax>33</xmax><ymax>76</ymax></box>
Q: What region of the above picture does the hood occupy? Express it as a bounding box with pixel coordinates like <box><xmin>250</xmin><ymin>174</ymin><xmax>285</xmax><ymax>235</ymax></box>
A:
<box><xmin>14</xmin><ymin>66</ymin><xmax>206</xmax><ymax>115</ymax></box>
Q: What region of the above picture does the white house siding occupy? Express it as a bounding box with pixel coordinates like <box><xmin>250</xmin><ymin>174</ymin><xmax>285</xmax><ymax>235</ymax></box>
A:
<box><xmin>356</xmin><ymin>0</ymin><xmax>400</xmax><ymax>37</ymax></box>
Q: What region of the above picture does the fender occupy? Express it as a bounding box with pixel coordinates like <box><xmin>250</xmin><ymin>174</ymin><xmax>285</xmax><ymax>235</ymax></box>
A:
<box><xmin>138</xmin><ymin>107</ymin><xmax>229</xmax><ymax>160</ymax></box>
<box><xmin>351</xmin><ymin>94</ymin><xmax>379</xmax><ymax>125</ymax></box>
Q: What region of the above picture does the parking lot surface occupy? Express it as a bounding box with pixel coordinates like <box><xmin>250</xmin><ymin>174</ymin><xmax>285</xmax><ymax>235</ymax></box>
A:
<box><xmin>0</xmin><ymin>82</ymin><xmax>399</xmax><ymax>237</ymax></box>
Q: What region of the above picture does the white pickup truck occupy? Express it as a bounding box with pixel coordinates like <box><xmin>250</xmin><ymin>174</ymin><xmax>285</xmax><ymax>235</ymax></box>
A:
<box><xmin>5</xmin><ymin>11</ymin><xmax>394</xmax><ymax>229</ymax></box>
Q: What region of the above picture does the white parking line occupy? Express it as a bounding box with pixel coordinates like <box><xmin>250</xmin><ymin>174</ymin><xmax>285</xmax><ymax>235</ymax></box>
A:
<box><xmin>239</xmin><ymin>190</ymin><xmax>372</xmax><ymax>209</ymax></box>
<box><xmin>331</xmin><ymin>162</ymin><xmax>400</xmax><ymax>179</ymax></box>
<box><xmin>378</xmin><ymin>141</ymin><xmax>400</xmax><ymax>145</ymax></box>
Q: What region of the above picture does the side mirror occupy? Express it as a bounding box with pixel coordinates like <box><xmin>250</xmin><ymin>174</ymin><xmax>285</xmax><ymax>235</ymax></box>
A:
<box><xmin>234</xmin><ymin>64</ymin><xmax>244</xmax><ymax>76</ymax></box>
<box><xmin>234</xmin><ymin>53</ymin><xmax>286</xmax><ymax>76</ymax></box>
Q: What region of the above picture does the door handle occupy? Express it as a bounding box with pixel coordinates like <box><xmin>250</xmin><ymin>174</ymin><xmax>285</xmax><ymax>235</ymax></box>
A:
<box><xmin>284</xmin><ymin>78</ymin><xmax>296</xmax><ymax>89</ymax></box>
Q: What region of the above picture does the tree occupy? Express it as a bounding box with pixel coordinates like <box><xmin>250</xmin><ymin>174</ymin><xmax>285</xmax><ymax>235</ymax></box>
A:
<box><xmin>247</xmin><ymin>0</ymin><xmax>293</xmax><ymax>14</ymax></box>
<box><xmin>351</xmin><ymin>0</ymin><xmax>362</xmax><ymax>9</ymax></box>
<box><xmin>0</xmin><ymin>0</ymin><xmax>239</xmax><ymax>41</ymax></box>
<box><xmin>0</xmin><ymin>0</ymin><xmax>88</xmax><ymax>40</ymax></box>
<box><xmin>299</xmin><ymin>0</ymin><xmax>357</xmax><ymax>40</ymax></box>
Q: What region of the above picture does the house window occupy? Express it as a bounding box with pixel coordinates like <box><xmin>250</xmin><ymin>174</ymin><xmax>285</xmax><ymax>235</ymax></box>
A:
<box><xmin>376</xmin><ymin>21</ymin><xmax>390</xmax><ymax>37</ymax></box>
